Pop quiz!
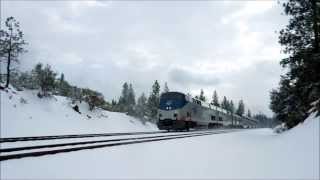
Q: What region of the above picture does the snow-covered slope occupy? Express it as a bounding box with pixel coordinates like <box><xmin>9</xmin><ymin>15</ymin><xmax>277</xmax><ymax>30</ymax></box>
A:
<box><xmin>1</xmin><ymin>88</ymin><xmax>157</xmax><ymax>137</ymax></box>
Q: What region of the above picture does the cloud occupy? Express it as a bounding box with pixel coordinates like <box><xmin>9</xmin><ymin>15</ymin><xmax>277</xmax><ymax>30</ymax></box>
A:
<box><xmin>2</xmin><ymin>1</ymin><xmax>288</xmax><ymax>116</ymax></box>
<box><xmin>169</xmin><ymin>67</ymin><xmax>220</xmax><ymax>87</ymax></box>
<box><xmin>221</xmin><ymin>1</ymin><xmax>275</xmax><ymax>25</ymax></box>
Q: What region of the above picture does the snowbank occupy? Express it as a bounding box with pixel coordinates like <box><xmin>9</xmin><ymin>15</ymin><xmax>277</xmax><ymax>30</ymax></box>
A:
<box><xmin>1</xmin><ymin>88</ymin><xmax>157</xmax><ymax>137</ymax></box>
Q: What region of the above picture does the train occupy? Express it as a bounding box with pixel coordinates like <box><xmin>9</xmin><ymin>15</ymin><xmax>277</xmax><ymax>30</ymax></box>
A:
<box><xmin>157</xmin><ymin>91</ymin><xmax>257</xmax><ymax>131</ymax></box>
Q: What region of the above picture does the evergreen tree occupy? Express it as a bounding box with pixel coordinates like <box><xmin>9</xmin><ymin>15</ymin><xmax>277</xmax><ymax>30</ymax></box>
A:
<box><xmin>10</xmin><ymin>71</ymin><xmax>36</xmax><ymax>90</ymax></box>
<box><xmin>229</xmin><ymin>100</ymin><xmax>235</xmax><ymax>114</ymax></box>
<box><xmin>254</xmin><ymin>113</ymin><xmax>271</xmax><ymax>128</ymax></box>
<box><xmin>236</xmin><ymin>100</ymin><xmax>245</xmax><ymax>116</ymax></box>
<box><xmin>127</xmin><ymin>83</ymin><xmax>136</xmax><ymax>115</ymax></box>
<box><xmin>226</xmin><ymin>100</ymin><xmax>231</xmax><ymax>113</ymax></box>
<box><xmin>147</xmin><ymin>80</ymin><xmax>160</xmax><ymax>120</ymax></box>
<box><xmin>221</xmin><ymin>96</ymin><xmax>228</xmax><ymax>110</ymax></box>
<box><xmin>32</xmin><ymin>63</ymin><xmax>57</xmax><ymax>97</ymax></box>
<box><xmin>0</xmin><ymin>17</ymin><xmax>27</xmax><ymax>88</ymax></box>
<box><xmin>199</xmin><ymin>89</ymin><xmax>206</xmax><ymax>102</ymax></box>
<box><xmin>57</xmin><ymin>73</ymin><xmax>72</xmax><ymax>97</ymax></box>
<box><xmin>118</xmin><ymin>82</ymin><xmax>129</xmax><ymax>112</ymax></box>
<box><xmin>136</xmin><ymin>93</ymin><xmax>148</xmax><ymax>120</ymax></box>
<box><xmin>212</xmin><ymin>90</ymin><xmax>220</xmax><ymax>107</ymax></box>
<box><xmin>270</xmin><ymin>0</ymin><xmax>320</xmax><ymax>128</ymax></box>
<box><xmin>247</xmin><ymin>109</ymin><xmax>252</xmax><ymax>117</ymax></box>
<box><xmin>163</xmin><ymin>82</ymin><xmax>170</xmax><ymax>94</ymax></box>
<box><xmin>128</xmin><ymin>84</ymin><xmax>136</xmax><ymax>105</ymax></box>
<box><xmin>111</xmin><ymin>99</ymin><xmax>117</xmax><ymax>108</ymax></box>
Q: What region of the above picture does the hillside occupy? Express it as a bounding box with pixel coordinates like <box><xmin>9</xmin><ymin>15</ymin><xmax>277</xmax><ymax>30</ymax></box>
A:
<box><xmin>0</xmin><ymin>88</ymin><xmax>157</xmax><ymax>137</ymax></box>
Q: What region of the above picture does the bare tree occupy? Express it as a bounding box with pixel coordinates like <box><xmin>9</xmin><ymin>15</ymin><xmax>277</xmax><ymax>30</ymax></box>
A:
<box><xmin>0</xmin><ymin>17</ymin><xmax>27</xmax><ymax>88</ymax></box>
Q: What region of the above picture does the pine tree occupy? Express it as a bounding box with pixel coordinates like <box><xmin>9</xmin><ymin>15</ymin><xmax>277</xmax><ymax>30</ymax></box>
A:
<box><xmin>221</xmin><ymin>96</ymin><xmax>228</xmax><ymax>110</ymax></box>
<box><xmin>136</xmin><ymin>93</ymin><xmax>148</xmax><ymax>120</ymax></box>
<box><xmin>111</xmin><ymin>99</ymin><xmax>117</xmax><ymax>107</ymax></box>
<box><xmin>57</xmin><ymin>73</ymin><xmax>72</xmax><ymax>97</ymax></box>
<box><xmin>10</xmin><ymin>71</ymin><xmax>36</xmax><ymax>90</ymax></box>
<box><xmin>270</xmin><ymin>0</ymin><xmax>320</xmax><ymax>128</ymax></box>
<box><xmin>32</xmin><ymin>63</ymin><xmax>57</xmax><ymax>97</ymax></box>
<box><xmin>127</xmin><ymin>83</ymin><xmax>136</xmax><ymax>115</ymax></box>
<box><xmin>118</xmin><ymin>82</ymin><xmax>129</xmax><ymax>112</ymax></box>
<box><xmin>128</xmin><ymin>84</ymin><xmax>136</xmax><ymax>106</ymax></box>
<box><xmin>199</xmin><ymin>89</ymin><xmax>206</xmax><ymax>102</ymax></box>
<box><xmin>247</xmin><ymin>109</ymin><xmax>252</xmax><ymax>117</ymax></box>
<box><xmin>147</xmin><ymin>80</ymin><xmax>160</xmax><ymax>120</ymax></box>
<box><xmin>229</xmin><ymin>100</ymin><xmax>235</xmax><ymax>114</ymax></box>
<box><xmin>163</xmin><ymin>82</ymin><xmax>169</xmax><ymax>93</ymax></box>
<box><xmin>236</xmin><ymin>100</ymin><xmax>245</xmax><ymax>116</ymax></box>
<box><xmin>0</xmin><ymin>17</ymin><xmax>27</xmax><ymax>88</ymax></box>
<box><xmin>212</xmin><ymin>90</ymin><xmax>219</xmax><ymax>107</ymax></box>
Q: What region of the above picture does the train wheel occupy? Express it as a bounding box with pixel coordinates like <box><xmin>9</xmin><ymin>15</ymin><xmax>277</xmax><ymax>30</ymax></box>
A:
<box><xmin>185</xmin><ymin>121</ymin><xmax>189</xmax><ymax>131</ymax></box>
<box><xmin>208</xmin><ymin>123</ymin><xmax>213</xmax><ymax>129</ymax></box>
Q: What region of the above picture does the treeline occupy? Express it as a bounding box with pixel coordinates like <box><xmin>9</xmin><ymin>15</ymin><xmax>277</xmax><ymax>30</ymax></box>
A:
<box><xmin>195</xmin><ymin>89</ymin><xmax>251</xmax><ymax>117</ymax></box>
<box><xmin>270</xmin><ymin>0</ymin><xmax>320</xmax><ymax>128</ymax></box>
<box><xmin>110</xmin><ymin>81</ymin><xmax>170</xmax><ymax>123</ymax></box>
<box><xmin>10</xmin><ymin>63</ymin><xmax>109</xmax><ymax>111</ymax></box>
<box><xmin>8</xmin><ymin>62</ymin><xmax>170</xmax><ymax>122</ymax></box>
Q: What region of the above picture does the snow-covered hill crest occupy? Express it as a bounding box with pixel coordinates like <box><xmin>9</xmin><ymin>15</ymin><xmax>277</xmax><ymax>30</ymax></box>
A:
<box><xmin>1</xmin><ymin>88</ymin><xmax>157</xmax><ymax>137</ymax></box>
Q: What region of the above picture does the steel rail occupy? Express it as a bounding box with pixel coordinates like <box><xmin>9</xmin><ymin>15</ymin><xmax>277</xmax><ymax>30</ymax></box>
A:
<box><xmin>0</xmin><ymin>130</ymin><xmax>233</xmax><ymax>153</ymax></box>
<box><xmin>0</xmin><ymin>129</ymin><xmax>216</xmax><ymax>143</ymax></box>
<box><xmin>0</xmin><ymin>130</ymin><xmax>238</xmax><ymax>161</ymax></box>
<box><xmin>0</xmin><ymin>130</ymin><xmax>169</xmax><ymax>143</ymax></box>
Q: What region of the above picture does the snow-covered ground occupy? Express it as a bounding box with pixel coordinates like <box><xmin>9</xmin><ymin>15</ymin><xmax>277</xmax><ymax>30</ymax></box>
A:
<box><xmin>1</xmin><ymin>88</ymin><xmax>319</xmax><ymax>179</ymax></box>
<box><xmin>1</xmin><ymin>88</ymin><xmax>157</xmax><ymax>137</ymax></box>
<box><xmin>1</xmin><ymin>115</ymin><xmax>319</xmax><ymax>179</ymax></box>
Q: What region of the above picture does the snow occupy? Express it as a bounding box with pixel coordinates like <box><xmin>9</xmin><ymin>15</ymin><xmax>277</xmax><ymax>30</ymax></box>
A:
<box><xmin>1</xmin><ymin>115</ymin><xmax>319</xmax><ymax>179</ymax></box>
<box><xmin>1</xmin><ymin>88</ymin><xmax>319</xmax><ymax>179</ymax></box>
<box><xmin>1</xmin><ymin>88</ymin><xmax>157</xmax><ymax>137</ymax></box>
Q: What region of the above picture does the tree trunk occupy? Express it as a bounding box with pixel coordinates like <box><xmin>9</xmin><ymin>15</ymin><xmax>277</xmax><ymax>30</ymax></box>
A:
<box><xmin>313</xmin><ymin>0</ymin><xmax>319</xmax><ymax>52</ymax></box>
<box><xmin>5</xmin><ymin>50</ymin><xmax>11</xmax><ymax>88</ymax></box>
<box><xmin>5</xmin><ymin>28</ymin><xmax>13</xmax><ymax>88</ymax></box>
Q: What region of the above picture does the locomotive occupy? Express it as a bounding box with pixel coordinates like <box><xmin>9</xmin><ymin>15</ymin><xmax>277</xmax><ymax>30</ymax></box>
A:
<box><xmin>157</xmin><ymin>91</ymin><xmax>256</xmax><ymax>131</ymax></box>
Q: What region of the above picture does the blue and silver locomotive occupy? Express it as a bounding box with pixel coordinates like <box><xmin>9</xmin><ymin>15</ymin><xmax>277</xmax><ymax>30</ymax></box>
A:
<box><xmin>157</xmin><ymin>92</ymin><xmax>257</xmax><ymax>131</ymax></box>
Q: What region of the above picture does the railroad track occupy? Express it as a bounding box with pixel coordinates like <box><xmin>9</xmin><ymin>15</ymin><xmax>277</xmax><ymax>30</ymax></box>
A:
<box><xmin>0</xmin><ymin>129</ymin><xmax>240</xmax><ymax>161</ymax></box>
<box><xmin>0</xmin><ymin>130</ymin><xmax>170</xmax><ymax>143</ymax></box>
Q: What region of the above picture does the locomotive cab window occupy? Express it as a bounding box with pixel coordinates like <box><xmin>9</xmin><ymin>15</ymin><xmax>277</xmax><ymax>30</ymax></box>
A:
<box><xmin>159</xmin><ymin>92</ymin><xmax>187</xmax><ymax>110</ymax></box>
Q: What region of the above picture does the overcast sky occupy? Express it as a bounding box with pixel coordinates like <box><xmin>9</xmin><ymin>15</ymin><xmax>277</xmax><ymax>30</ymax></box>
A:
<box><xmin>2</xmin><ymin>0</ymin><xmax>289</xmax><ymax>116</ymax></box>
